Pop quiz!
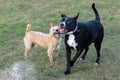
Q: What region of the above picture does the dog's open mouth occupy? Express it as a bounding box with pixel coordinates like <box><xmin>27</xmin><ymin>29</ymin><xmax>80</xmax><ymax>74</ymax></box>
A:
<box><xmin>54</xmin><ymin>32</ymin><xmax>60</xmax><ymax>38</ymax></box>
<box><xmin>58</xmin><ymin>28</ymin><xmax>67</xmax><ymax>34</ymax></box>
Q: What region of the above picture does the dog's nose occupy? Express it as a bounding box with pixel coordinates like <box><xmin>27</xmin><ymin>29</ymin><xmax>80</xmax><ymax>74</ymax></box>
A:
<box><xmin>60</xmin><ymin>23</ymin><xmax>64</xmax><ymax>28</ymax></box>
<box><xmin>56</xmin><ymin>29</ymin><xmax>58</xmax><ymax>32</ymax></box>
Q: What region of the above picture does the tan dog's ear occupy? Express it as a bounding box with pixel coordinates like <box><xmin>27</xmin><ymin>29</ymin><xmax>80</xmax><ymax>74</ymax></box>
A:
<box><xmin>54</xmin><ymin>21</ymin><xmax>58</xmax><ymax>26</ymax></box>
<box><xmin>49</xmin><ymin>23</ymin><xmax>53</xmax><ymax>28</ymax></box>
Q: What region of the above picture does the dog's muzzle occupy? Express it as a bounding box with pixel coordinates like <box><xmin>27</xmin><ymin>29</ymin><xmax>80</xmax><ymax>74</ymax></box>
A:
<box><xmin>60</xmin><ymin>23</ymin><xmax>65</xmax><ymax>29</ymax></box>
<box><xmin>60</xmin><ymin>22</ymin><xmax>65</xmax><ymax>28</ymax></box>
<box><xmin>59</xmin><ymin>22</ymin><xmax>67</xmax><ymax>33</ymax></box>
<box><xmin>54</xmin><ymin>30</ymin><xmax>60</xmax><ymax>38</ymax></box>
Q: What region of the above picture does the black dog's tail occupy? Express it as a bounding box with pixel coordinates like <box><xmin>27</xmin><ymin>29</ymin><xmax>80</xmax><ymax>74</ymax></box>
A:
<box><xmin>92</xmin><ymin>3</ymin><xmax>100</xmax><ymax>21</ymax></box>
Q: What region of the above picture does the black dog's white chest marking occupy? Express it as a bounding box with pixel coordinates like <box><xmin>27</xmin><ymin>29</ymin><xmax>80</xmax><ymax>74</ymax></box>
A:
<box><xmin>67</xmin><ymin>34</ymin><xmax>78</xmax><ymax>50</ymax></box>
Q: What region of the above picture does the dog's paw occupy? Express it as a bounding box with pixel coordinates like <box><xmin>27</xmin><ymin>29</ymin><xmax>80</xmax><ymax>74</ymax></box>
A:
<box><xmin>70</xmin><ymin>61</ymin><xmax>74</xmax><ymax>67</ymax></box>
<box><xmin>24</xmin><ymin>56</ymin><xmax>27</xmax><ymax>60</ymax></box>
<box><xmin>94</xmin><ymin>63</ymin><xmax>99</xmax><ymax>66</ymax></box>
<box><xmin>80</xmin><ymin>57</ymin><xmax>83</xmax><ymax>60</ymax></box>
<box><xmin>64</xmin><ymin>70</ymin><xmax>71</xmax><ymax>75</ymax></box>
<box><xmin>50</xmin><ymin>61</ymin><xmax>54</xmax><ymax>66</ymax></box>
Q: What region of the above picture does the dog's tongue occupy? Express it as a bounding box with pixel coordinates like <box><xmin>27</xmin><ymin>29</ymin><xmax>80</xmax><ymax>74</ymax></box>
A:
<box><xmin>59</xmin><ymin>28</ymin><xmax>67</xmax><ymax>33</ymax></box>
<box><xmin>59</xmin><ymin>28</ymin><xmax>64</xmax><ymax>32</ymax></box>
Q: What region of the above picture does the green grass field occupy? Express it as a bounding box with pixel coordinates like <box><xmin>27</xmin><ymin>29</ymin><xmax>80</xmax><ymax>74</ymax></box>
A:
<box><xmin>0</xmin><ymin>0</ymin><xmax>120</xmax><ymax>80</ymax></box>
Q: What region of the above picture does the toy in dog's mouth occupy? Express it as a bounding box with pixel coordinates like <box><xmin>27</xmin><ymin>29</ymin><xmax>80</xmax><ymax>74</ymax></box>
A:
<box><xmin>58</xmin><ymin>28</ymin><xmax>67</xmax><ymax>34</ymax></box>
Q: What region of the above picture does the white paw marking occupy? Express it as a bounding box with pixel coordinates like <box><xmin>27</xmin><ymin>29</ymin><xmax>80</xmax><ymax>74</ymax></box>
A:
<box><xmin>94</xmin><ymin>63</ymin><xmax>99</xmax><ymax>66</ymax></box>
<box><xmin>80</xmin><ymin>58</ymin><xmax>83</xmax><ymax>60</ymax></box>
<box><xmin>67</xmin><ymin>34</ymin><xmax>78</xmax><ymax>50</ymax></box>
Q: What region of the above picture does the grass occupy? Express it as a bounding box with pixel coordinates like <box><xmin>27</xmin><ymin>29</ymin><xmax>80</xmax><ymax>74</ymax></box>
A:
<box><xmin>0</xmin><ymin>0</ymin><xmax>120</xmax><ymax>80</ymax></box>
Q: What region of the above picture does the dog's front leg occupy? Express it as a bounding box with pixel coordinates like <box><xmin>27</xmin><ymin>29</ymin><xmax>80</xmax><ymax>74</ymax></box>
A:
<box><xmin>53</xmin><ymin>49</ymin><xmax>58</xmax><ymax>60</ymax></box>
<box><xmin>47</xmin><ymin>47</ymin><xmax>53</xmax><ymax>65</ymax></box>
<box><xmin>80</xmin><ymin>47</ymin><xmax>89</xmax><ymax>60</ymax></box>
<box><xmin>64</xmin><ymin>47</ymin><xmax>71</xmax><ymax>75</ymax></box>
<box><xmin>70</xmin><ymin>48</ymin><xmax>84</xmax><ymax>66</ymax></box>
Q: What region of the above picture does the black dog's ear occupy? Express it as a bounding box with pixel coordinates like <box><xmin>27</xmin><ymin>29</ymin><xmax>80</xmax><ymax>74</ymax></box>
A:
<box><xmin>61</xmin><ymin>14</ymin><xmax>66</xmax><ymax>18</ymax></box>
<box><xmin>73</xmin><ymin>13</ymin><xmax>79</xmax><ymax>20</ymax></box>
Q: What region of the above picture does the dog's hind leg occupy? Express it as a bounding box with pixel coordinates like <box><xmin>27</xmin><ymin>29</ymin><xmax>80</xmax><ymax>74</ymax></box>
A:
<box><xmin>23</xmin><ymin>38</ymin><xmax>34</xmax><ymax>59</ymax></box>
<box><xmin>94</xmin><ymin>41</ymin><xmax>102</xmax><ymax>65</ymax></box>
<box><xmin>80</xmin><ymin>47</ymin><xmax>89</xmax><ymax>60</ymax></box>
<box><xmin>24</xmin><ymin>48</ymin><xmax>31</xmax><ymax>59</ymax></box>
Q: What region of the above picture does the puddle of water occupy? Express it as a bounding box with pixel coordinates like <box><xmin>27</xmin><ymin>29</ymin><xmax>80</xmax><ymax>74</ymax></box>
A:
<box><xmin>0</xmin><ymin>60</ymin><xmax>37</xmax><ymax>80</ymax></box>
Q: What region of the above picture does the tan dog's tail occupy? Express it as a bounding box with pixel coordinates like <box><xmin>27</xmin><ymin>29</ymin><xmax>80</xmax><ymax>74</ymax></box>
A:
<box><xmin>26</xmin><ymin>24</ymin><xmax>31</xmax><ymax>32</ymax></box>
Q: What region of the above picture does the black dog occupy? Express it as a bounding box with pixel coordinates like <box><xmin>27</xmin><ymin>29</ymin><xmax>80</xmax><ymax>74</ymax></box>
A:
<box><xmin>59</xmin><ymin>3</ymin><xmax>104</xmax><ymax>75</ymax></box>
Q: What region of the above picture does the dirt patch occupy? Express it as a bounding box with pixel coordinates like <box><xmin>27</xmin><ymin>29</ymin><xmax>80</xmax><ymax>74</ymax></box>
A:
<box><xmin>0</xmin><ymin>60</ymin><xmax>37</xmax><ymax>80</ymax></box>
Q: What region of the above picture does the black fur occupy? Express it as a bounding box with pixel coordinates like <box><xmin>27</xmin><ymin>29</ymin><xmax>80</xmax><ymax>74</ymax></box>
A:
<box><xmin>59</xmin><ymin>3</ymin><xmax>104</xmax><ymax>75</ymax></box>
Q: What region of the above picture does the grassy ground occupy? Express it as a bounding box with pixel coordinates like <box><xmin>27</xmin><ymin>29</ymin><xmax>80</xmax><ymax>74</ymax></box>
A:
<box><xmin>0</xmin><ymin>0</ymin><xmax>120</xmax><ymax>80</ymax></box>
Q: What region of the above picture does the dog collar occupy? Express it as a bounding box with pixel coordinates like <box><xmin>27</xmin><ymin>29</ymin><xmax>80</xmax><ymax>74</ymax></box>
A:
<box><xmin>66</xmin><ymin>23</ymin><xmax>78</xmax><ymax>35</ymax></box>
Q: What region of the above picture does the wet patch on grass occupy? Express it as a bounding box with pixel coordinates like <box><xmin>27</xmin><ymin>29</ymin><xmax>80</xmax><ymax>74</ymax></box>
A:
<box><xmin>0</xmin><ymin>60</ymin><xmax>37</xmax><ymax>80</ymax></box>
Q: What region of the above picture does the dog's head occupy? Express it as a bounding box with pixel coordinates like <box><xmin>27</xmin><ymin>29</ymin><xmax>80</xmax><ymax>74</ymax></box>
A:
<box><xmin>49</xmin><ymin>23</ymin><xmax>60</xmax><ymax>38</ymax></box>
<box><xmin>59</xmin><ymin>13</ymin><xmax>79</xmax><ymax>34</ymax></box>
